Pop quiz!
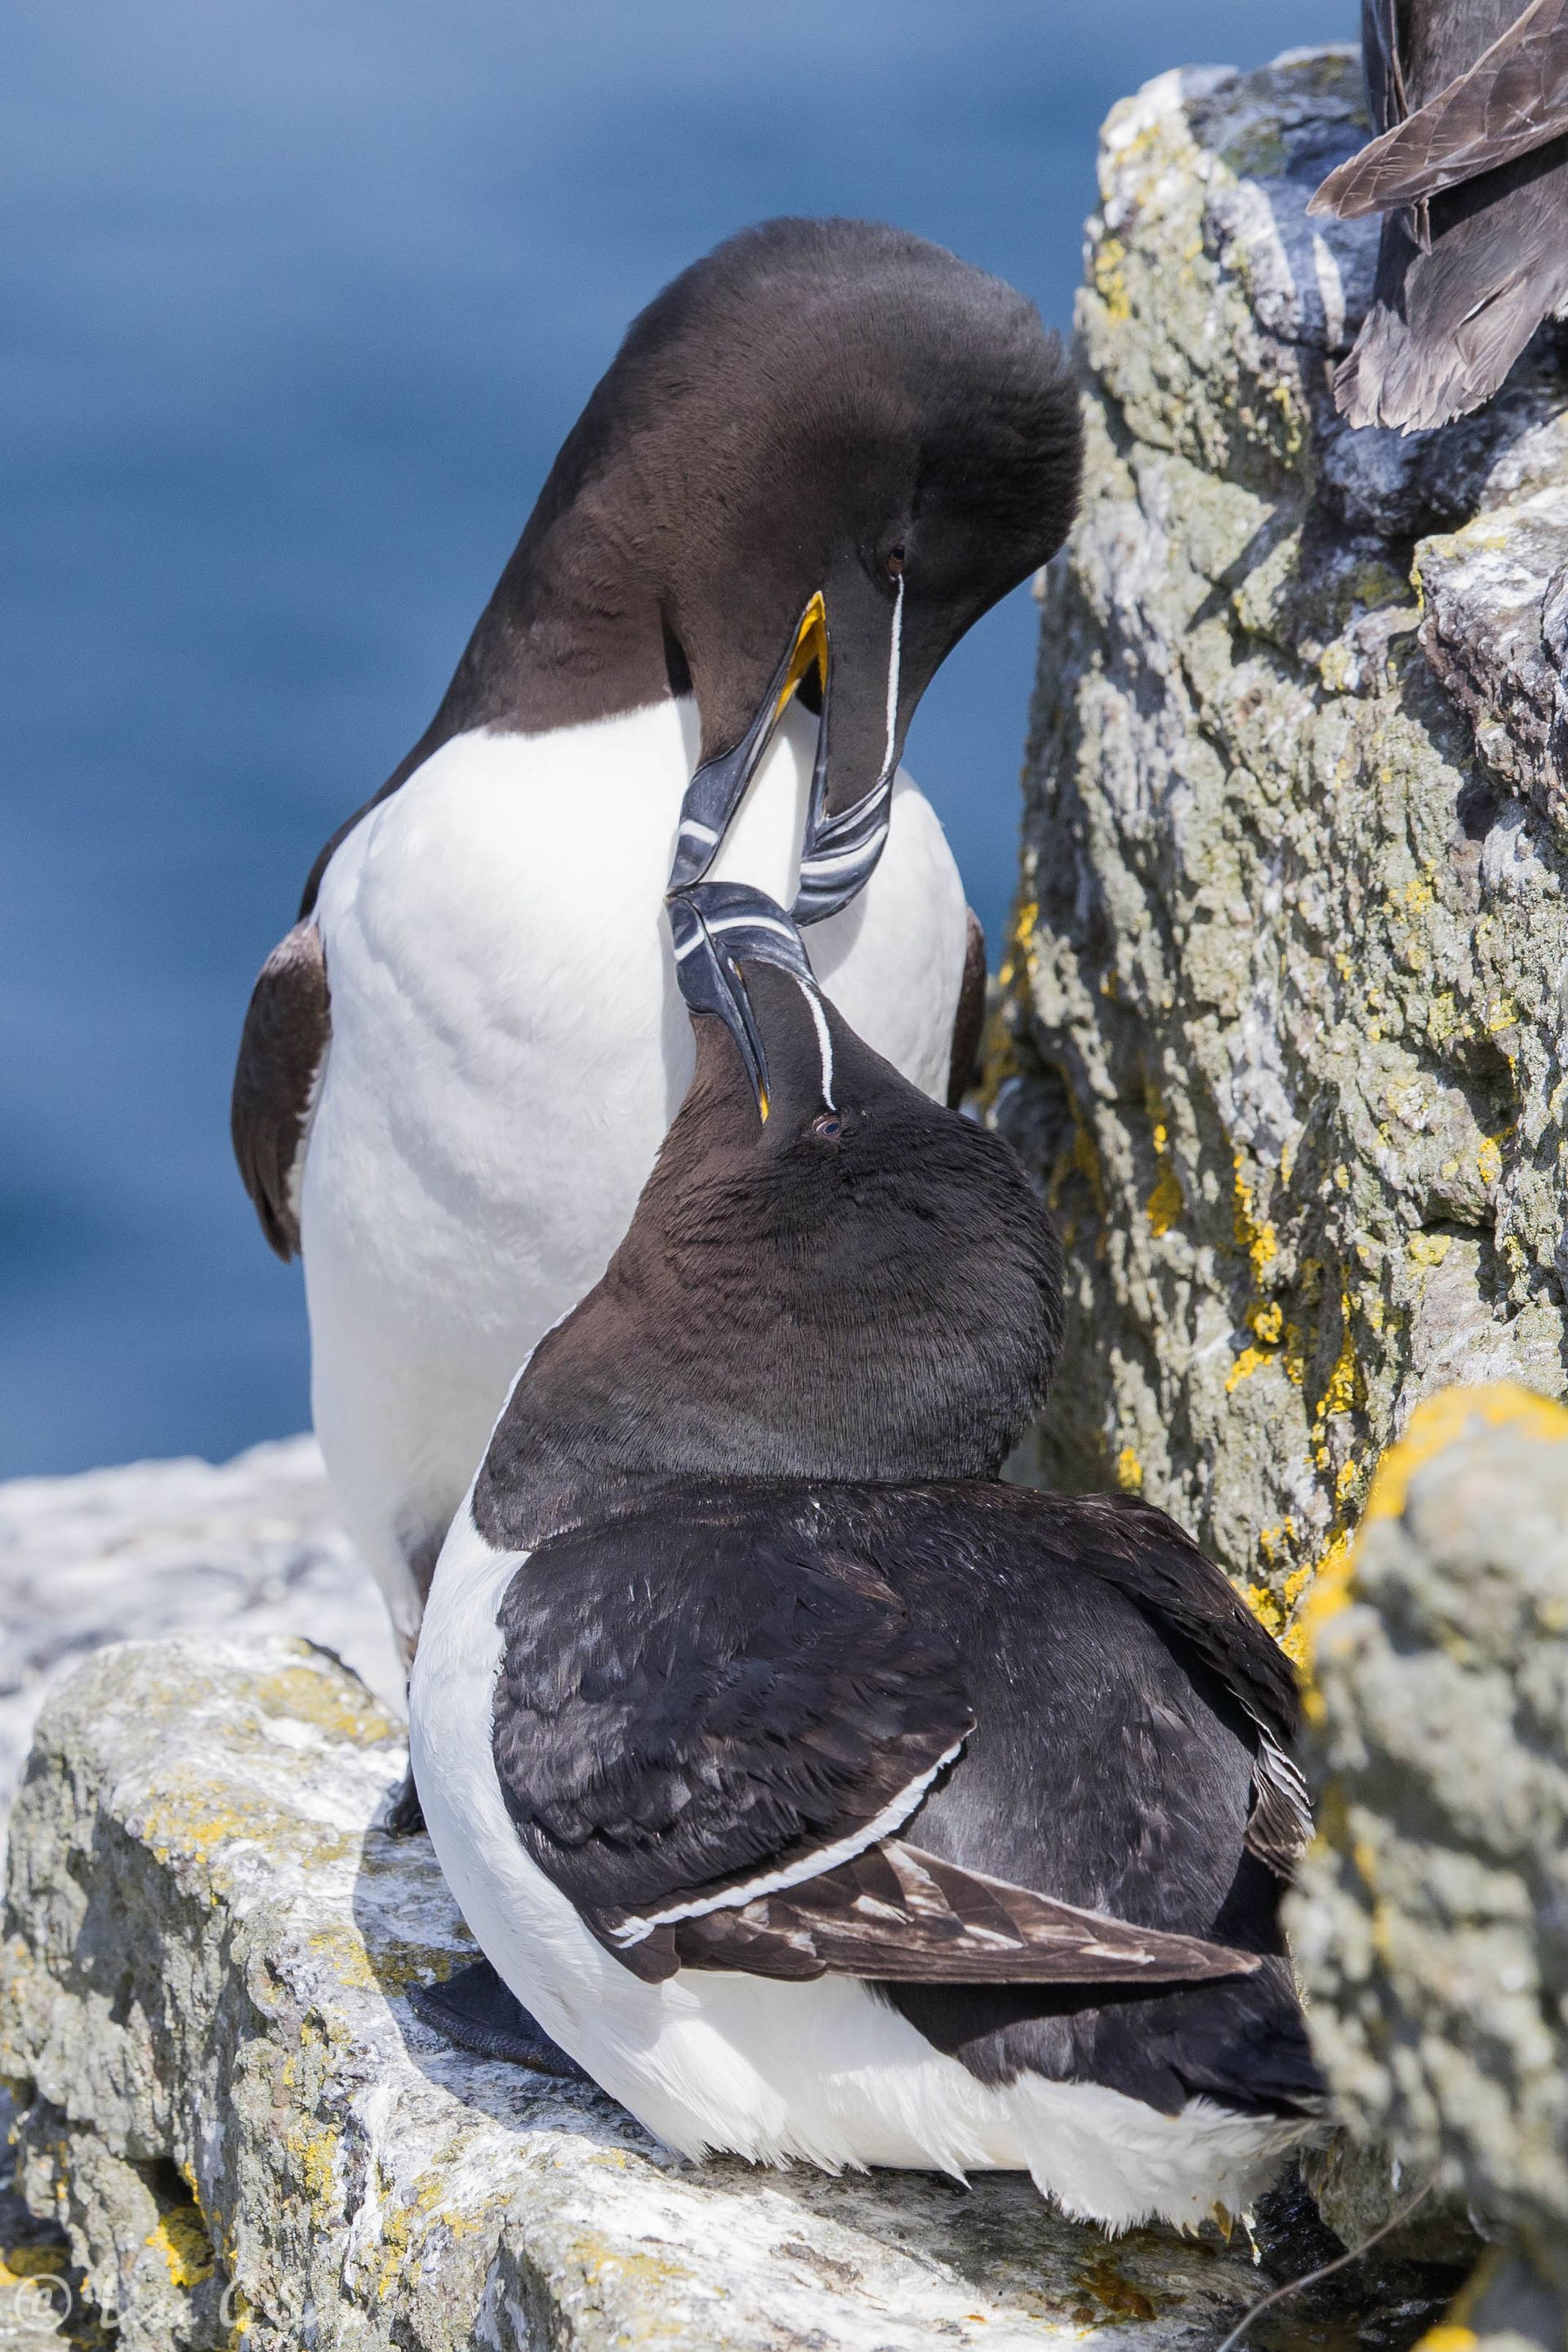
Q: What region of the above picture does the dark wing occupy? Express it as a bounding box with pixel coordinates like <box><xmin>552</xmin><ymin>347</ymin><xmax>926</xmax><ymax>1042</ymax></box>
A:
<box><xmin>491</xmin><ymin>1495</ymin><xmax>1260</xmax><ymax>1988</ymax></box>
<box><xmin>230</xmin><ymin>920</ymin><xmax>329</xmax><ymax>1259</ymax></box>
<box><xmin>946</xmin><ymin>909</ymin><xmax>987</xmax><ymax>1109</ymax></box>
<box><xmin>1312</xmin><ymin>0</ymin><xmax>1568</xmax><ymax>218</ymax></box>
<box><xmin>1060</xmin><ymin>1494</ymin><xmax>1312</xmax><ymax>1878</ymax></box>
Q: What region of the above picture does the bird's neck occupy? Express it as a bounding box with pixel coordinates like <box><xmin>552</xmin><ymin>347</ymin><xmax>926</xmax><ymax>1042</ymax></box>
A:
<box><xmin>433</xmin><ymin>469</ymin><xmax>676</xmax><ymax>738</ymax></box>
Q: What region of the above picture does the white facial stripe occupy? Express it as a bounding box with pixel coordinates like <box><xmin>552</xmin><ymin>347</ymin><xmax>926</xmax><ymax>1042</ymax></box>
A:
<box><xmin>679</xmin><ymin>817</ymin><xmax>720</xmax><ymax>844</ymax></box>
<box><xmin>881</xmin><ymin>572</ymin><xmax>905</xmax><ymax>786</ymax></box>
<box><xmin>804</xmin><ymin>986</ymin><xmax>835</xmax><ymax>1109</ymax></box>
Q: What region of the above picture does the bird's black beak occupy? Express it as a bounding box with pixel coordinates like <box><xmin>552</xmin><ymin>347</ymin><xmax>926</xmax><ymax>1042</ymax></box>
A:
<box><xmin>666</xmin><ymin>578</ymin><xmax>906</xmax><ymax>927</ymax></box>
<box><xmin>666</xmin><ymin>595</ymin><xmax>829</xmax><ymax>894</ymax></box>
<box><xmin>669</xmin><ymin>881</ymin><xmax>824</xmax><ymax>1122</ymax></box>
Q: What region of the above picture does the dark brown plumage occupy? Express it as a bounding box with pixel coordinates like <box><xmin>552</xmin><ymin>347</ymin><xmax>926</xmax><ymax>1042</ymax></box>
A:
<box><xmin>230</xmin><ymin>919</ymin><xmax>328</xmax><ymax>1258</ymax></box>
<box><xmin>457</xmin><ymin>932</ymin><xmax>1319</xmax><ymax>2118</ymax></box>
<box><xmin>1311</xmin><ymin>0</ymin><xmax>1568</xmax><ymax>429</ymax></box>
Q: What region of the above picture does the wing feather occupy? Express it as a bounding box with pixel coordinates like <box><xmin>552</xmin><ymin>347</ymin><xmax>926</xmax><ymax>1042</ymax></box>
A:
<box><xmin>1312</xmin><ymin>0</ymin><xmax>1568</xmax><ymax>218</ymax></box>
<box><xmin>658</xmin><ymin>1840</ymin><xmax>1261</xmax><ymax>1988</ymax></box>
<box><xmin>230</xmin><ymin>920</ymin><xmax>329</xmax><ymax>1259</ymax></box>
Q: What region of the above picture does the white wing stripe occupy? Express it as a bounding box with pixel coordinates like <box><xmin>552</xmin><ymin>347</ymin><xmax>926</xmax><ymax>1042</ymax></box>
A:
<box><xmin>611</xmin><ymin>1731</ymin><xmax>969</xmax><ymax>1944</ymax></box>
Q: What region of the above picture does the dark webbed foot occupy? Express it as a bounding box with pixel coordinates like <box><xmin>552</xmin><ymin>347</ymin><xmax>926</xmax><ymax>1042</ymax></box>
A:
<box><xmin>408</xmin><ymin>1958</ymin><xmax>590</xmax><ymax>2079</ymax></box>
<box><xmin>381</xmin><ymin>1765</ymin><xmax>427</xmax><ymax>1838</ymax></box>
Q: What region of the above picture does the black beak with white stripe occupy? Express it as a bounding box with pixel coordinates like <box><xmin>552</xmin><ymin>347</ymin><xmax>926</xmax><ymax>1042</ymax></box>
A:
<box><xmin>668</xmin><ymin>882</ymin><xmax>836</xmax><ymax>1122</ymax></box>
<box><xmin>666</xmin><ymin>574</ymin><xmax>905</xmax><ymax>928</ymax></box>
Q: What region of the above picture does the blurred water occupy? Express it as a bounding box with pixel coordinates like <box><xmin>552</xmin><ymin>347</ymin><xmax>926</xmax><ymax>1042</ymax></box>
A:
<box><xmin>1</xmin><ymin>0</ymin><xmax>1355</xmax><ymax>1477</ymax></box>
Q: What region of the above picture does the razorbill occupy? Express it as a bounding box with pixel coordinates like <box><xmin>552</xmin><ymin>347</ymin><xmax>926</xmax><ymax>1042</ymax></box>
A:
<box><xmin>232</xmin><ymin>216</ymin><xmax>1081</xmax><ymax>1676</ymax></box>
<box><xmin>408</xmin><ymin>884</ymin><xmax>1321</xmax><ymax>2231</ymax></box>
<box><xmin>1311</xmin><ymin>0</ymin><xmax>1568</xmax><ymax>427</ymax></box>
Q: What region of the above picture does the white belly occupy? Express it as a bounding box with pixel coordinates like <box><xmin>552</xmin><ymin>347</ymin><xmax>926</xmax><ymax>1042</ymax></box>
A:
<box><xmin>301</xmin><ymin>697</ymin><xmax>969</xmax><ymax>1640</ymax></box>
<box><xmin>409</xmin><ymin>1510</ymin><xmax>1305</xmax><ymax>2231</ymax></box>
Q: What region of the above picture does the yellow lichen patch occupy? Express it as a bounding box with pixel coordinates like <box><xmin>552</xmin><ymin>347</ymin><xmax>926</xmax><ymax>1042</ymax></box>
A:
<box><xmin>146</xmin><ymin>2207</ymin><xmax>215</xmax><ymax>2290</ymax></box>
<box><xmin>1243</xmin><ymin>1584</ymin><xmax>1284</xmax><ymax>1637</ymax></box>
<box><xmin>1225</xmin><ymin>1344</ymin><xmax>1275</xmax><ymax>1394</ymax></box>
<box><xmin>1231</xmin><ymin>1155</ymin><xmax>1278</xmax><ymax>1286</ymax></box>
<box><xmin>308</xmin><ymin>1925</ymin><xmax>379</xmax><ymax>1993</ymax></box>
<box><xmin>1091</xmin><ymin>235</ymin><xmax>1131</xmax><ymax>323</ymax></box>
<box><xmin>1313</xmin><ymin>1312</ymin><xmax>1363</xmax><ymax>1434</ymax></box>
<box><xmin>140</xmin><ymin>1780</ymin><xmax>295</xmax><ymax>1870</ymax></box>
<box><xmin>1258</xmin><ymin>1521</ymin><xmax>1294</xmax><ymax>1567</ymax></box>
<box><xmin>253</xmin><ymin>1664</ymin><xmax>399</xmax><ymax>1748</ymax></box>
<box><xmin>1145</xmin><ymin>1162</ymin><xmax>1183</xmax><ymax>1237</ymax></box>
<box><xmin>1477</xmin><ymin>1134</ymin><xmax>1503</xmax><ymax>1187</ymax></box>
<box><xmin>1296</xmin><ymin>1527</ymin><xmax>1355</xmax><ymax>1720</ymax></box>
<box><xmin>283</xmin><ymin>2123</ymin><xmax>341</xmax><ymax>2225</ymax></box>
<box><xmin>1298</xmin><ymin>1385</ymin><xmax>1568</xmax><ymax>1714</ymax></box>
<box><xmin>0</xmin><ymin>2245</ymin><xmax>67</xmax><ymax>2280</ymax></box>
<box><xmin>1248</xmin><ymin>1300</ymin><xmax>1283</xmax><ymax>1345</ymax></box>
<box><xmin>375</xmin><ymin>2203</ymin><xmax>412</xmax><ymax>2301</ymax></box>
<box><xmin>1364</xmin><ymin>1384</ymin><xmax>1568</xmax><ymax>1530</ymax></box>
<box><xmin>1115</xmin><ymin>1446</ymin><xmax>1143</xmax><ymax>1494</ymax></box>
<box><xmin>1408</xmin><ymin>1232</ymin><xmax>1450</xmax><ymax>1267</ymax></box>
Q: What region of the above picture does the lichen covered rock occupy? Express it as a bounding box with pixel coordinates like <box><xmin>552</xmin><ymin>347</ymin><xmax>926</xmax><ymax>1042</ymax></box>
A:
<box><xmin>0</xmin><ymin>1632</ymin><xmax>1330</xmax><ymax>2352</ymax></box>
<box><xmin>1287</xmin><ymin>1383</ymin><xmax>1568</xmax><ymax>2350</ymax></box>
<box><xmin>1001</xmin><ymin>47</ymin><xmax>1568</xmax><ymax>1645</ymax></box>
<box><xmin>0</xmin><ymin>1435</ymin><xmax>401</xmax><ymax>1825</ymax></box>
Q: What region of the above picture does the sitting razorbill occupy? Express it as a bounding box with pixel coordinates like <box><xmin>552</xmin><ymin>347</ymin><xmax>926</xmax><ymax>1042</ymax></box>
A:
<box><xmin>408</xmin><ymin>884</ymin><xmax>1321</xmax><ymax>2232</ymax></box>
<box><xmin>231</xmin><ymin>216</ymin><xmax>1082</xmax><ymax>1679</ymax></box>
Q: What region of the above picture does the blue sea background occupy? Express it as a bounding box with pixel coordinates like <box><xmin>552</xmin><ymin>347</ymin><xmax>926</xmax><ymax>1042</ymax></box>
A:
<box><xmin>3</xmin><ymin>0</ymin><xmax>1355</xmax><ymax>1480</ymax></box>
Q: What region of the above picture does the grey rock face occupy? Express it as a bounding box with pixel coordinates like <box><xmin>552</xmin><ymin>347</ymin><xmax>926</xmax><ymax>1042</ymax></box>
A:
<box><xmin>1004</xmin><ymin>48</ymin><xmax>1568</xmax><ymax>1647</ymax></box>
<box><xmin>0</xmin><ymin>1435</ymin><xmax>402</xmax><ymax>1829</ymax></box>
<box><xmin>1287</xmin><ymin>1384</ymin><xmax>1568</xmax><ymax>2349</ymax></box>
<box><xmin>1</xmin><ymin>1632</ymin><xmax>1308</xmax><ymax>2352</ymax></box>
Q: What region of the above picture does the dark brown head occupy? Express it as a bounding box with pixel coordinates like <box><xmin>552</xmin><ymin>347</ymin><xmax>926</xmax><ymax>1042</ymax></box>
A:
<box><xmin>474</xmin><ymin>889</ymin><xmax>1064</xmax><ymax>1548</ymax></box>
<box><xmin>440</xmin><ymin>217</ymin><xmax>1081</xmax><ymax>918</ymax></box>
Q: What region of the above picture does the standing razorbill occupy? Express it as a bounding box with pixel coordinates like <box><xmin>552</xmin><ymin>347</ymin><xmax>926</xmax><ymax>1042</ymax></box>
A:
<box><xmin>1311</xmin><ymin>0</ymin><xmax>1568</xmax><ymax>427</ymax></box>
<box><xmin>232</xmin><ymin>216</ymin><xmax>1081</xmax><ymax>1671</ymax></box>
<box><xmin>408</xmin><ymin>884</ymin><xmax>1321</xmax><ymax>2232</ymax></box>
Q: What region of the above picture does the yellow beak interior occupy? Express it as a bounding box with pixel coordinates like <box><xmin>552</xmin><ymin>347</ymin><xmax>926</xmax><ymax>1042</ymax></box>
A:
<box><xmin>772</xmin><ymin>592</ymin><xmax>828</xmax><ymax>725</ymax></box>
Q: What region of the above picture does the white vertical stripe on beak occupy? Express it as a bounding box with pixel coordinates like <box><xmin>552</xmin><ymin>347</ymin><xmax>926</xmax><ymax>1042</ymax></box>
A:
<box><xmin>804</xmin><ymin>987</ymin><xmax>836</xmax><ymax>1110</ymax></box>
<box><xmin>881</xmin><ymin>572</ymin><xmax>905</xmax><ymax>786</ymax></box>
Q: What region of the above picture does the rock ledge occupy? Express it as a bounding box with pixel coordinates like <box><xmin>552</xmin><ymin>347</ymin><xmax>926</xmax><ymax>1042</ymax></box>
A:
<box><xmin>2</xmin><ymin>1633</ymin><xmax>1299</xmax><ymax>2352</ymax></box>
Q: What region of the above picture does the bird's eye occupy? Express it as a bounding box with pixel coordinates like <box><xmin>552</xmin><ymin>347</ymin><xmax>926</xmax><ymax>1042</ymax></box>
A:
<box><xmin>884</xmin><ymin>546</ymin><xmax>906</xmax><ymax>579</ymax></box>
<box><xmin>811</xmin><ymin>1111</ymin><xmax>843</xmax><ymax>1141</ymax></box>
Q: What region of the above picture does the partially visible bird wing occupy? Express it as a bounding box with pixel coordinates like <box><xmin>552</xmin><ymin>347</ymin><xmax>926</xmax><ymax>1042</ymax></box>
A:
<box><xmin>1055</xmin><ymin>1494</ymin><xmax>1313</xmax><ymax>1878</ymax></box>
<box><xmin>490</xmin><ymin>1493</ymin><xmax>1260</xmax><ymax>1988</ymax></box>
<box><xmin>946</xmin><ymin>908</ymin><xmax>987</xmax><ymax>1108</ymax></box>
<box><xmin>1312</xmin><ymin>0</ymin><xmax>1568</xmax><ymax>218</ymax></box>
<box><xmin>230</xmin><ymin>920</ymin><xmax>329</xmax><ymax>1260</ymax></box>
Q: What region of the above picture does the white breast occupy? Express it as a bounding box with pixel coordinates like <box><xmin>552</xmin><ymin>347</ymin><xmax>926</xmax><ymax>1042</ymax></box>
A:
<box><xmin>301</xmin><ymin>697</ymin><xmax>969</xmax><ymax>1637</ymax></box>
